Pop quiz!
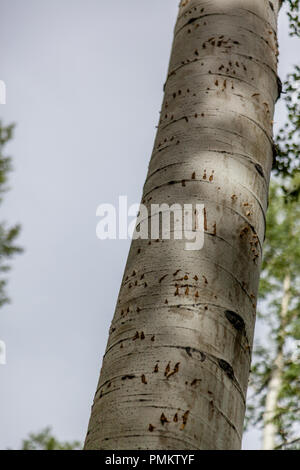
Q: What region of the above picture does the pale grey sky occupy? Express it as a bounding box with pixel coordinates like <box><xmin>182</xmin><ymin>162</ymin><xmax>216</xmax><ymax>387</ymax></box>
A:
<box><xmin>0</xmin><ymin>0</ymin><xmax>298</xmax><ymax>450</ymax></box>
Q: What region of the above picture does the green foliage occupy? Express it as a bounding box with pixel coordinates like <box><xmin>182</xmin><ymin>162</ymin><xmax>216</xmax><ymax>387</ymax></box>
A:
<box><xmin>21</xmin><ymin>427</ymin><xmax>81</xmax><ymax>450</ymax></box>
<box><xmin>273</xmin><ymin>66</ymin><xmax>300</xmax><ymax>182</ymax></box>
<box><xmin>261</xmin><ymin>182</ymin><xmax>300</xmax><ymax>283</ymax></box>
<box><xmin>246</xmin><ymin>180</ymin><xmax>300</xmax><ymax>449</ymax></box>
<box><xmin>252</xmin><ymin>6</ymin><xmax>300</xmax><ymax>446</ymax></box>
<box><xmin>0</xmin><ymin>122</ymin><xmax>22</xmax><ymax>307</ymax></box>
<box><xmin>285</xmin><ymin>0</ymin><xmax>300</xmax><ymax>37</ymax></box>
<box><xmin>247</xmin><ymin>0</ymin><xmax>300</xmax><ymax>438</ymax></box>
<box><xmin>273</xmin><ymin>1</ymin><xmax>300</xmax><ymax>193</ymax></box>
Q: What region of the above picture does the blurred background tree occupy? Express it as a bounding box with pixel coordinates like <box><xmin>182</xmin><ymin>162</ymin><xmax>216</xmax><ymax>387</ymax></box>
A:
<box><xmin>0</xmin><ymin>122</ymin><xmax>22</xmax><ymax>308</ymax></box>
<box><xmin>1</xmin><ymin>124</ymin><xmax>79</xmax><ymax>451</ymax></box>
<box><xmin>21</xmin><ymin>427</ymin><xmax>81</xmax><ymax>450</ymax></box>
<box><xmin>285</xmin><ymin>0</ymin><xmax>300</xmax><ymax>37</ymax></box>
<box><xmin>246</xmin><ymin>180</ymin><xmax>300</xmax><ymax>450</ymax></box>
<box><xmin>246</xmin><ymin>3</ymin><xmax>300</xmax><ymax>446</ymax></box>
<box><xmin>274</xmin><ymin>66</ymin><xmax>300</xmax><ymax>198</ymax></box>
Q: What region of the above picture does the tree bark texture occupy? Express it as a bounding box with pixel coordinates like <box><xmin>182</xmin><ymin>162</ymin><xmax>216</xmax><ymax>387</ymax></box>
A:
<box><xmin>85</xmin><ymin>0</ymin><xmax>282</xmax><ymax>450</ymax></box>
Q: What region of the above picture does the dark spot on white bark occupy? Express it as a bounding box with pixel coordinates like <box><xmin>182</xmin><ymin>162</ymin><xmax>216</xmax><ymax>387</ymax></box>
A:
<box><xmin>122</xmin><ymin>375</ymin><xmax>135</xmax><ymax>381</ymax></box>
<box><xmin>191</xmin><ymin>378</ymin><xmax>201</xmax><ymax>386</ymax></box>
<box><xmin>160</xmin><ymin>413</ymin><xmax>169</xmax><ymax>425</ymax></box>
<box><xmin>276</xmin><ymin>75</ymin><xmax>282</xmax><ymax>101</ymax></box>
<box><xmin>159</xmin><ymin>274</ymin><xmax>168</xmax><ymax>283</ymax></box>
<box><xmin>255</xmin><ymin>163</ymin><xmax>264</xmax><ymax>178</ymax></box>
<box><xmin>185</xmin><ymin>347</ymin><xmax>206</xmax><ymax>362</ymax></box>
<box><xmin>133</xmin><ymin>332</ymin><xmax>139</xmax><ymax>341</ymax></box>
<box><xmin>225</xmin><ymin>310</ymin><xmax>245</xmax><ymax>333</ymax></box>
<box><xmin>181</xmin><ymin>410</ymin><xmax>190</xmax><ymax>430</ymax></box>
<box><xmin>141</xmin><ymin>374</ymin><xmax>147</xmax><ymax>384</ymax></box>
<box><xmin>218</xmin><ymin>359</ymin><xmax>235</xmax><ymax>381</ymax></box>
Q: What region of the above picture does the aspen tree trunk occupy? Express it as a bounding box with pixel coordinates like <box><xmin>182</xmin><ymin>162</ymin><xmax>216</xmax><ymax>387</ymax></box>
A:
<box><xmin>263</xmin><ymin>274</ymin><xmax>291</xmax><ymax>450</ymax></box>
<box><xmin>85</xmin><ymin>0</ymin><xmax>283</xmax><ymax>450</ymax></box>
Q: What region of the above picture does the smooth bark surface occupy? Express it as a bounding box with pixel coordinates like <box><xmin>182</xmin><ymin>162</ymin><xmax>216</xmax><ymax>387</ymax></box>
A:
<box><xmin>85</xmin><ymin>0</ymin><xmax>282</xmax><ymax>450</ymax></box>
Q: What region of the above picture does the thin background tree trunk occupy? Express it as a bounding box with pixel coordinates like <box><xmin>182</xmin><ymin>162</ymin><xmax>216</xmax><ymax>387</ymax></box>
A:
<box><xmin>85</xmin><ymin>0</ymin><xmax>282</xmax><ymax>450</ymax></box>
<box><xmin>263</xmin><ymin>274</ymin><xmax>291</xmax><ymax>450</ymax></box>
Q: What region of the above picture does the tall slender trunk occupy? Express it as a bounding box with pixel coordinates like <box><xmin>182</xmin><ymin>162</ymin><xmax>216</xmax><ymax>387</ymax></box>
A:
<box><xmin>85</xmin><ymin>0</ymin><xmax>282</xmax><ymax>450</ymax></box>
<box><xmin>263</xmin><ymin>274</ymin><xmax>291</xmax><ymax>450</ymax></box>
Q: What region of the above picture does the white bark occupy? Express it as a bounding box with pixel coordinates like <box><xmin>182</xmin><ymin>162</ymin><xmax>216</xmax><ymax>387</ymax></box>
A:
<box><xmin>85</xmin><ymin>0</ymin><xmax>281</xmax><ymax>450</ymax></box>
<box><xmin>262</xmin><ymin>274</ymin><xmax>291</xmax><ymax>450</ymax></box>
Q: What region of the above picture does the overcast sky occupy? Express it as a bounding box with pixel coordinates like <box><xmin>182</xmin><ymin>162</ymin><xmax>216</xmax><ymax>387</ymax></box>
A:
<box><xmin>0</xmin><ymin>0</ymin><xmax>298</xmax><ymax>450</ymax></box>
